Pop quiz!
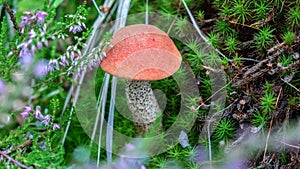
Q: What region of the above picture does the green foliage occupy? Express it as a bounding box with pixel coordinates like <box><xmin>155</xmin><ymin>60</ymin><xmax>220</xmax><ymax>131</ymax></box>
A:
<box><xmin>207</xmin><ymin>32</ymin><xmax>220</xmax><ymax>48</ymax></box>
<box><xmin>197</xmin><ymin>10</ymin><xmax>205</xmax><ymax>20</ymax></box>
<box><xmin>233</xmin><ymin>54</ymin><xmax>242</xmax><ymax>67</ymax></box>
<box><xmin>0</xmin><ymin>108</ymin><xmax>65</xmax><ymax>168</ymax></box>
<box><xmin>254</xmin><ymin>0</ymin><xmax>271</xmax><ymax>20</ymax></box>
<box><xmin>150</xmin><ymin>155</ymin><xmax>168</xmax><ymax>168</ymax></box>
<box><xmin>283</xmin><ymin>31</ymin><xmax>295</xmax><ymax>46</ymax></box>
<box><xmin>261</xmin><ymin>91</ymin><xmax>276</xmax><ymax>114</ymax></box>
<box><xmin>231</xmin><ymin>0</ymin><xmax>251</xmax><ymax>24</ymax></box>
<box><xmin>288</xmin><ymin>6</ymin><xmax>300</xmax><ymax>28</ymax></box>
<box><xmin>280</xmin><ymin>54</ymin><xmax>293</xmax><ymax>67</ymax></box>
<box><xmin>225</xmin><ymin>37</ymin><xmax>239</xmax><ymax>54</ymax></box>
<box><xmin>217</xmin><ymin>20</ymin><xmax>232</xmax><ymax>37</ymax></box>
<box><xmin>220</xmin><ymin>5</ymin><xmax>231</xmax><ymax>18</ymax></box>
<box><xmin>213</xmin><ymin>118</ymin><xmax>236</xmax><ymax>142</ymax></box>
<box><xmin>254</xmin><ymin>26</ymin><xmax>274</xmax><ymax>50</ymax></box>
<box><xmin>251</xmin><ymin>110</ymin><xmax>270</xmax><ymax>127</ymax></box>
<box><xmin>174</xmin><ymin>17</ymin><xmax>189</xmax><ymax>35</ymax></box>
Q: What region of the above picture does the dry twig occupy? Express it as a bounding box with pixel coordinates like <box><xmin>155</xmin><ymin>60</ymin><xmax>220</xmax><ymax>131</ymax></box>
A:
<box><xmin>263</xmin><ymin>87</ymin><xmax>282</xmax><ymax>163</ymax></box>
<box><xmin>0</xmin><ymin>151</ymin><xmax>32</xmax><ymax>169</ymax></box>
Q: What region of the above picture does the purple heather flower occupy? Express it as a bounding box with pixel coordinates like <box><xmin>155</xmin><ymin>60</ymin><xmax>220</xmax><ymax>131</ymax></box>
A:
<box><xmin>20</xmin><ymin>111</ymin><xmax>30</xmax><ymax>119</ymax></box>
<box><xmin>53</xmin><ymin>123</ymin><xmax>60</xmax><ymax>130</ymax></box>
<box><xmin>70</xmin><ymin>52</ymin><xmax>75</xmax><ymax>61</ymax></box>
<box><xmin>30</xmin><ymin>45</ymin><xmax>36</xmax><ymax>53</ymax></box>
<box><xmin>70</xmin><ymin>25</ymin><xmax>83</xmax><ymax>34</ymax></box>
<box><xmin>52</xmin><ymin>59</ymin><xmax>59</xmax><ymax>70</ymax></box>
<box><xmin>61</xmin><ymin>56</ymin><xmax>69</xmax><ymax>67</ymax></box>
<box><xmin>23</xmin><ymin>11</ymin><xmax>32</xmax><ymax>15</ymax></box>
<box><xmin>35</xmin><ymin>106</ymin><xmax>44</xmax><ymax>120</ymax></box>
<box><xmin>20</xmin><ymin>106</ymin><xmax>32</xmax><ymax>119</ymax></box>
<box><xmin>20</xmin><ymin>16</ymin><xmax>29</xmax><ymax>27</ymax></box>
<box><xmin>34</xmin><ymin>60</ymin><xmax>48</xmax><ymax>78</ymax></box>
<box><xmin>37</xmin><ymin>42</ymin><xmax>43</xmax><ymax>50</ymax></box>
<box><xmin>42</xmin><ymin>39</ymin><xmax>48</xmax><ymax>47</ymax></box>
<box><xmin>47</xmin><ymin>59</ymin><xmax>60</xmax><ymax>71</ymax></box>
<box><xmin>24</xmin><ymin>106</ymin><xmax>32</xmax><ymax>112</ymax></box>
<box><xmin>36</xmin><ymin>10</ymin><xmax>48</xmax><ymax>24</ymax></box>
<box><xmin>28</xmin><ymin>29</ymin><xmax>36</xmax><ymax>38</ymax></box>
<box><xmin>43</xmin><ymin>115</ymin><xmax>51</xmax><ymax>126</ymax></box>
<box><xmin>7</xmin><ymin>51</ymin><xmax>13</xmax><ymax>57</ymax></box>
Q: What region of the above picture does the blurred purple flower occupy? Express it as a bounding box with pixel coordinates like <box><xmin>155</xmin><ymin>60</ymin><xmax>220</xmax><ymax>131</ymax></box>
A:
<box><xmin>43</xmin><ymin>115</ymin><xmax>51</xmax><ymax>126</ymax></box>
<box><xmin>222</xmin><ymin>159</ymin><xmax>246</xmax><ymax>169</ymax></box>
<box><xmin>0</xmin><ymin>80</ymin><xmax>6</xmax><ymax>96</ymax></box>
<box><xmin>36</xmin><ymin>10</ymin><xmax>48</xmax><ymax>24</ymax></box>
<box><xmin>70</xmin><ymin>25</ymin><xmax>83</xmax><ymax>34</ymax></box>
<box><xmin>34</xmin><ymin>60</ymin><xmax>48</xmax><ymax>78</ymax></box>
<box><xmin>191</xmin><ymin>146</ymin><xmax>208</xmax><ymax>164</ymax></box>
<box><xmin>20</xmin><ymin>51</ymin><xmax>34</xmax><ymax>69</ymax></box>
<box><xmin>113</xmin><ymin>157</ymin><xmax>146</xmax><ymax>169</ymax></box>
<box><xmin>35</xmin><ymin>106</ymin><xmax>44</xmax><ymax>120</ymax></box>
<box><xmin>53</xmin><ymin>123</ymin><xmax>60</xmax><ymax>130</ymax></box>
<box><xmin>125</xmin><ymin>144</ymin><xmax>135</xmax><ymax>152</ymax></box>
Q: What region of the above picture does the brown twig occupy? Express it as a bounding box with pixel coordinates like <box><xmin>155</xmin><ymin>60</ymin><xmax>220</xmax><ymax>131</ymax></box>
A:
<box><xmin>5</xmin><ymin>131</ymin><xmax>47</xmax><ymax>155</ymax></box>
<box><xmin>5</xmin><ymin>140</ymin><xmax>33</xmax><ymax>155</ymax></box>
<box><xmin>0</xmin><ymin>151</ymin><xmax>32</xmax><ymax>169</ymax></box>
<box><xmin>263</xmin><ymin>87</ymin><xmax>282</xmax><ymax>163</ymax></box>
<box><xmin>196</xmin><ymin>73</ymin><xmax>239</xmax><ymax>111</ymax></box>
<box><xmin>3</xmin><ymin>2</ymin><xmax>21</xmax><ymax>36</ymax></box>
<box><xmin>279</xmin><ymin>141</ymin><xmax>300</xmax><ymax>149</ymax></box>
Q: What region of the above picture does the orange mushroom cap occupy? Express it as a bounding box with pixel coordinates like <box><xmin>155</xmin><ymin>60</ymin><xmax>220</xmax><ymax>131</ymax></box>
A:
<box><xmin>100</xmin><ymin>24</ymin><xmax>182</xmax><ymax>81</ymax></box>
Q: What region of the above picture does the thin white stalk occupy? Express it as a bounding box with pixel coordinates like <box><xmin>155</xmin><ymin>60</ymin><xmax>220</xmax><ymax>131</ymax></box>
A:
<box><xmin>145</xmin><ymin>0</ymin><xmax>149</xmax><ymax>24</ymax></box>
<box><xmin>181</xmin><ymin>0</ymin><xmax>229</xmax><ymax>60</ymax></box>
<box><xmin>105</xmin><ymin>0</ymin><xmax>131</xmax><ymax>164</ymax></box>
<box><xmin>97</xmin><ymin>73</ymin><xmax>110</xmax><ymax>168</ymax></box>
<box><xmin>106</xmin><ymin>76</ymin><xmax>117</xmax><ymax>164</ymax></box>
<box><xmin>90</xmin><ymin>74</ymin><xmax>109</xmax><ymax>147</ymax></box>
<box><xmin>61</xmin><ymin>0</ymin><xmax>116</xmax><ymax>145</ymax></box>
<box><xmin>92</xmin><ymin>0</ymin><xmax>104</xmax><ymax>17</ymax></box>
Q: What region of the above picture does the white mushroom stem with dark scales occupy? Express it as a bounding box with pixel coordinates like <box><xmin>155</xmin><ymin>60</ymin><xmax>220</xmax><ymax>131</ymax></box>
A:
<box><xmin>125</xmin><ymin>80</ymin><xmax>161</xmax><ymax>135</ymax></box>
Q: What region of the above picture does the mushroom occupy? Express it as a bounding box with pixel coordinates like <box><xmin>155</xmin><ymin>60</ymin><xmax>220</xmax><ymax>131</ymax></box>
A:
<box><xmin>100</xmin><ymin>24</ymin><xmax>182</xmax><ymax>135</ymax></box>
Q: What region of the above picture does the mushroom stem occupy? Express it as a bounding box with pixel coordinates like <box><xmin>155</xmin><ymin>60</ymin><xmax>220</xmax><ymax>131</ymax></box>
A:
<box><xmin>125</xmin><ymin>80</ymin><xmax>161</xmax><ymax>135</ymax></box>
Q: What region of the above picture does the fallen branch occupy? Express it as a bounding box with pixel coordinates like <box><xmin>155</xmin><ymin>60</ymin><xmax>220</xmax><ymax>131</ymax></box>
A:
<box><xmin>3</xmin><ymin>2</ymin><xmax>21</xmax><ymax>35</ymax></box>
<box><xmin>0</xmin><ymin>151</ymin><xmax>32</xmax><ymax>169</ymax></box>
